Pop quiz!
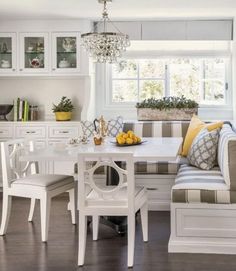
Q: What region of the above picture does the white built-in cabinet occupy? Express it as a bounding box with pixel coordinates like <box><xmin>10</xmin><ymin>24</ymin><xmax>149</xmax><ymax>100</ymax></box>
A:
<box><xmin>52</xmin><ymin>32</ymin><xmax>80</xmax><ymax>74</ymax></box>
<box><xmin>0</xmin><ymin>33</ymin><xmax>17</xmax><ymax>74</ymax></box>
<box><xmin>19</xmin><ymin>32</ymin><xmax>49</xmax><ymax>73</ymax></box>
<box><xmin>0</xmin><ymin>31</ymin><xmax>81</xmax><ymax>76</ymax></box>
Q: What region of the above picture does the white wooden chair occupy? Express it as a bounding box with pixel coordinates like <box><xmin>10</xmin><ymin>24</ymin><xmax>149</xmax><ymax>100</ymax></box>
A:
<box><xmin>0</xmin><ymin>138</ymin><xmax>76</xmax><ymax>242</ymax></box>
<box><xmin>77</xmin><ymin>152</ymin><xmax>148</xmax><ymax>268</ymax></box>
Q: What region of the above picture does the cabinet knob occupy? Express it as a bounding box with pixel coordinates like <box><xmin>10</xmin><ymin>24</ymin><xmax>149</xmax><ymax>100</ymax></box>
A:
<box><xmin>52</xmin><ymin>68</ymin><xmax>56</xmax><ymax>71</ymax></box>
<box><xmin>19</xmin><ymin>69</ymin><xmax>23</xmax><ymax>71</ymax></box>
<box><xmin>12</xmin><ymin>68</ymin><xmax>16</xmax><ymax>71</ymax></box>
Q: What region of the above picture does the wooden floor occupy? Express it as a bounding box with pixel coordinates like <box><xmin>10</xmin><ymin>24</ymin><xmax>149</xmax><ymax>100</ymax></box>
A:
<box><xmin>1</xmin><ymin>195</ymin><xmax>236</xmax><ymax>271</ymax></box>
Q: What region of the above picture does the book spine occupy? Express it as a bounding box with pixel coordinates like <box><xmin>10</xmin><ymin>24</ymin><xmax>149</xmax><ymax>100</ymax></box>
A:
<box><xmin>17</xmin><ymin>98</ymin><xmax>20</xmax><ymax>121</ymax></box>
<box><xmin>23</xmin><ymin>100</ymin><xmax>29</xmax><ymax>122</ymax></box>
<box><xmin>19</xmin><ymin>100</ymin><xmax>23</xmax><ymax>121</ymax></box>
<box><xmin>13</xmin><ymin>99</ymin><xmax>17</xmax><ymax>122</ymax></box>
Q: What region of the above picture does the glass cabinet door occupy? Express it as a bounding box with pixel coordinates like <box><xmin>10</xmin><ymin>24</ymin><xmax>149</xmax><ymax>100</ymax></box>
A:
<box><xmin>52</xmin><ymin>32</ymin><xmax>80</xmax><ymax>73</ymax></box>
<box><xmin>0</xmin><ymin>33</ymin><xmax>16</xmax><ymax>73</ymax></box>
<box><xmin>19</xmin><ymin>33</ymin><xmax>48</xmax><ymax>73</ymax></box>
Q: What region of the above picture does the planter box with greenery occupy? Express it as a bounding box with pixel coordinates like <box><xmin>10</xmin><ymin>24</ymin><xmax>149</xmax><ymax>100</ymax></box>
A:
<box><xmin>52</xmin><ymin>96</ymin><xmax>74</xmax><ymax>121</ymax></box>
<box><xmin>136</xmin><ymin>96</ymin><xmax>198</xmax><ymax>121</ymax></box>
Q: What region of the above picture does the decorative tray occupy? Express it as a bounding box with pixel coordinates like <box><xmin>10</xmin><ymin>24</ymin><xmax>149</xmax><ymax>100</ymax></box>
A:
<box><xmin>111</xmin><ymin>140</ymin><xmax>147</xmax><ymax>147</ymax></box>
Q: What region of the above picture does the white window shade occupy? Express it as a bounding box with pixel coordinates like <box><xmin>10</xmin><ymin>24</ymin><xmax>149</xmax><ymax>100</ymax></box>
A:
<box><xmin>124</xmin><ymin>40</ymin><xmax>232</xmax><ymax>57</ymax></box>
<box><xmin>142</xmin><ymin>20</ymin><xmax>233</xmax><ymax>41</ymax></box>
<box><xmin>95</xmin><ymin>20</ymin><xmax>233</xmax><ymax>41</ymax></box>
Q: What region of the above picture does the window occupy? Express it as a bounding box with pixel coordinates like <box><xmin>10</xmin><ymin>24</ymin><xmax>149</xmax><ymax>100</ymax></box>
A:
<box><xmin>111</xmin><ymin>58</ymin><xmax>228</xmax><ymax>106</ymax></box>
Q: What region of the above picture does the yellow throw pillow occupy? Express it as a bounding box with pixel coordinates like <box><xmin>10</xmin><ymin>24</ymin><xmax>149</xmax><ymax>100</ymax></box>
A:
<box><xmin>206</xmin><ymin>121</ymin><xmax>224</xmax><ymax>131</ymax></box>
<box><xmin>181</xmin><ymin>115</ymin><xmax>223</xmax><ymax>157</ymax></box>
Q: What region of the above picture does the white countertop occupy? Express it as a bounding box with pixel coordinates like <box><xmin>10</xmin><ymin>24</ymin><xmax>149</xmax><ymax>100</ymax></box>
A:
<box><xmin>21</xmin><ymin>137</ymin><xmax>183</xmax><ymax>163</ymax></box>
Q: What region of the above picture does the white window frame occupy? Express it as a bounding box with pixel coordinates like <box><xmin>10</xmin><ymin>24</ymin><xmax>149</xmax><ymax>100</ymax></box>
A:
<box><xmin>104</xmin><ymin>55</ymin><xmax>232</xmax><ymax>111</ymax></box>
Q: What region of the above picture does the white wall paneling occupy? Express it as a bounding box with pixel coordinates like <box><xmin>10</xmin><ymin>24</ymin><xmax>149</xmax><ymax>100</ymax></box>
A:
<box><xmin>0</xmin><ymin>76</ymin><xmax>91</xmax><ymax>121</ymax></box>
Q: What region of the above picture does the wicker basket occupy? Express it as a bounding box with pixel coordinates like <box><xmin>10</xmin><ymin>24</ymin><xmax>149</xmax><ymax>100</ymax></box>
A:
<box><xmin>137</xmin><ymin>108</ymin><xmax>198</xmax><ymax>121</ymax></box>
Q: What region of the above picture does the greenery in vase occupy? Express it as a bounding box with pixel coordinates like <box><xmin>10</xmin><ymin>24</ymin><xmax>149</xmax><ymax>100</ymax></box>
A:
<box><xmin>52</xmin><ymin>96</ymin><xmax>74</xmax><ymax>112</ymax></box>
<box><xmin>136</xmin><ymin>96</ymin><xmax>198</xmax><ymax>110</ymax></box>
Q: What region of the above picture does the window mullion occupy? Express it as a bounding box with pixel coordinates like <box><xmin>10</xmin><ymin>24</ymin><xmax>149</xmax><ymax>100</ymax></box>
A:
<box><xmin>165</xmin><ymin>62</ymin><xmax>170</xmax><ymax>96</ymax></box>
<box><xmin>137</xmin><ymin>61</ymin><xmax>140</xmax><ymax>102</ymax></box>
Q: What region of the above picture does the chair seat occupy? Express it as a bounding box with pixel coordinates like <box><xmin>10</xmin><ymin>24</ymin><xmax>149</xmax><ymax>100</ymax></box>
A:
<box><xmin>171</xmin><ymin>164</ymin><xmax>234</xmax><ymax>204</ymax></box>
<box><xmin>86</xmin><ymin>186</ymin><xmax>145</xmax><ymax>206</ymax></box>
<box><xmin>11</xmin><ymin>174</ymin><xmax>74</xmax><ymax>191</ymax></box>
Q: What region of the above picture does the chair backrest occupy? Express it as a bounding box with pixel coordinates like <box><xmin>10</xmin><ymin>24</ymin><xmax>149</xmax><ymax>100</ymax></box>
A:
<box><xmin>77</xmin><ymin>152</ymin><xmax>135</xmax><ymax>210</ymax></box>
<box><xmin>1</xmin><ymin>138</ymin><xmax>37</xmax><ymax>189</ymax></box>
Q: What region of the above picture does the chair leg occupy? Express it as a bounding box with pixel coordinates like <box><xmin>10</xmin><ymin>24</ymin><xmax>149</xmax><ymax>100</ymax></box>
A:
<box><xmin>68</xmin><ymin>189</ymin><xmax>76</xmax><ymax>225</ymax></box>
<box><xmin>40</xmin><ymin>194</ymin><xmax>51</xmax><ymax>242</ymax></box>
<box><xmin>127</xmin><ymin>214</ymin><xmax>135</xmax><ymax>268</ymax></box>
<box><xmin>28</xmin><ymin>198</ymin><xmax>36</xmax><ymax>222</ymax></box>
<box><xmin>140</xmin><ymin>203</ymin><xmax>148</xmax><ymax>242</ymax></box>
<box><xmin>92</xmin><ymin>215</ymin><xmax>99</xmax><ymax>241</ymax></box>
<box><xmin>0</xmin><ymin>194</ymin><xmax>12</xmax><ymax>235</ymax></box>
<box><xmin>78</xmin><ymin>213</ymin><xmax>87</xmax><ymax>266</ymax></box>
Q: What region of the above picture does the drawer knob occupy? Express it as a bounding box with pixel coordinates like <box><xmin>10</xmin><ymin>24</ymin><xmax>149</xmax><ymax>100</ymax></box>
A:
<box><xmin>59</xmin><ymin>131</ymin><xmax>69</xmax><ymax>134</ymax></box>
<box><xmin>26</xmin><ymin>131</ymin><xmax>36</xmax><ymax>134</ymax></box>
<box><xmin>0</xmin><ymin>131</ymin><xmax>4</xmax><ymax>134</ymax></box>
<box><xmin>146</xmin><ymin>188</ymin><xmax>158</xmax><ymax>191</ymax></box>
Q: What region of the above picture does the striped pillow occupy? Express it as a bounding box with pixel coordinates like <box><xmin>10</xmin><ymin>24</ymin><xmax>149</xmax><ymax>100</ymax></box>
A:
<box><xmin>218</xmin><ymin>124</ymin><xmax>236</xmax><ymax>188</ymax></box>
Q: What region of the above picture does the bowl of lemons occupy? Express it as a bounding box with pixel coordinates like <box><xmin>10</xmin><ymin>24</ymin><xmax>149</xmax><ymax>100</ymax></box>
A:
<box><xmin>115</xmin><ymin>131</ymin><xmax>142</xmax><ymax>146</ymax></box>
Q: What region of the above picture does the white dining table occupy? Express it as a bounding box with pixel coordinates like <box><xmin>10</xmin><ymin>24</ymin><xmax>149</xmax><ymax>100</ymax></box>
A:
<box><xmin>19</xmin><ymin>136</ymin><xmax>183</xmax><ymax>233</ymax></box>
<box><xmin>20</xmin><ymin>137</ymin><xmax>183</xmax><ymax>163</ymax></box>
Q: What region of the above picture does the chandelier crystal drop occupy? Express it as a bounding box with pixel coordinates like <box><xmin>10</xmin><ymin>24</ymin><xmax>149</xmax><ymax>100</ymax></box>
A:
<box><xmin>81</xmin><ymin>0</ymin><xmax>130</xmax><ymax>63</ymax></box>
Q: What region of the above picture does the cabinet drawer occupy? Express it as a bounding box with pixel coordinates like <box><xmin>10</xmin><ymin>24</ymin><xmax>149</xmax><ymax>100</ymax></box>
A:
<box><xmin>0</xmin><ymin>126</ymin><xmax>13</xmax><ymax>138</ymax></box>
<box><xmin>16</xmin><ymin>126</ymin><xmax>46</xmax><ymax>138</ymax></box>
<box><xmin>49</xmin><ymin>126</ymin><xmax>79</xmax><ymax>138</ymax></box>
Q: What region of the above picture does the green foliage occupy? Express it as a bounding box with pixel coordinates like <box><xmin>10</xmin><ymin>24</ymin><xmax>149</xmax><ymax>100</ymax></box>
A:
<box><xmin>52</xmin><ymin>96</ymin><xmax>74</xmax><ymax>112</ymax></box>
<box><xmin>136</xmin><ymin>96</ymin><xmax>198</xmax><ymax>110</ymax></box>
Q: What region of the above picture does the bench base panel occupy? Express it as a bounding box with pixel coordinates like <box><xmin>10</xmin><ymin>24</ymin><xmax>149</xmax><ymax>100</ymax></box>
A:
<box><xmin>169</xmin><ymin>203</ymin><xmax>236</xmax><ymax>254</ymax></box>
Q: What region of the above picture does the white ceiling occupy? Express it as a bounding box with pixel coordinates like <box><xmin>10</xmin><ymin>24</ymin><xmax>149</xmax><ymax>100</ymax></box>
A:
<box><xmin>0</xmin><ymin>0</ymin><xmax>236</xmax><ymax>20</ymax></box>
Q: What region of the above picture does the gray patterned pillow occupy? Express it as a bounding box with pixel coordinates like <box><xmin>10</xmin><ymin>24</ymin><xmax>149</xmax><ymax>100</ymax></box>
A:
<box><xmin>81</xmin><ymin>120</ymin><xmax>95</xmax><ymax>138</ymax></box>
<box><xmin>107</xmin><ymin>116</ymin><xmax>123</xmax><ymax>137</ymax></box>
<box><xmin>187</xmin><ymin>128</ymin><xmax>220</xmax><ymax>170</ymax></box>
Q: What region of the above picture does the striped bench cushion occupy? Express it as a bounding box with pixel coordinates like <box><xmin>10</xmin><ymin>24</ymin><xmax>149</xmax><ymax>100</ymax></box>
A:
<box><xmin>171</xmin><ymin>164</ymin><xmax>235</xmax><ymax>203</ymax></box>
<box><xmin>75</xmin><ymin>156</ymin><xmax>188</xmax><ymax>175</ymax></box>
<box><xmin>135</xmin><ymin>156</ymin><xmax>188</xmax><ymax>175</ymax></box>
<box><xmin>123</xmin><ymin>121</ymin><xmax>190</xmax><ymax>140</ymax></box>
<box><xmin>218</xmin><ymin>124</ymin><xmax>236</xmax><ymax>190</ymax></box>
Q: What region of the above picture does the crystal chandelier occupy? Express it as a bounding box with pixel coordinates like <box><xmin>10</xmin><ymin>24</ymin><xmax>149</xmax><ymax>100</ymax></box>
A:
<box><xmin>81</xmin><ymin>0</ymin><xmax>130</xmax><ymax>63</ymax></box>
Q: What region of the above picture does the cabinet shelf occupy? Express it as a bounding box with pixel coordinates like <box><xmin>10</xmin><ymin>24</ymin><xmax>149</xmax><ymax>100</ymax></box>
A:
<box><xmin>57</xmin><ymin>51</ymin><xmax>76</xmax><ymax>54</ymax></box>
<box><xmin>0</xmin><ymin>52</ymin><xmax>12</xmax><ymax>55</ymax></box>
<box><xmin>25</xmin><ymin>52</ymin><xmax>44</xmax><ymax>54</ymax></box>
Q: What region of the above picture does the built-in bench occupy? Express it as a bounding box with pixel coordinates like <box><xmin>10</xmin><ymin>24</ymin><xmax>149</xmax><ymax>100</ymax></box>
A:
<box><xmin>168</xmin><ymin>123</ymin><xmax>236</xmax><ymax>254</ymax></box>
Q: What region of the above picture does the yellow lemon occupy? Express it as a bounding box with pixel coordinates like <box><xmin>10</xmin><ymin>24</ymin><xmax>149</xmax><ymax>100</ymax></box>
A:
<box><xmin>117</xmin><ymin>137</ymin><xmax>126</xmax><ymax>145</ymax></box>
<box><xmin>133</xmin><ymin>136</ymin><xmax>138</xmax><ymax>144</ymax></box>
<box><xmin>118</xmin><ymin>132</ymin><xmax>125</xmax><ymax>137</ymax></box>
<box><xmin>137</xmin><ymin>137</ymin><xmax>141</xmax><ymax>143</ymax></box>
<box><xmin>126</xmin><ymin>138</ymin><xmax>133</xmax><ymax>144</ymax></box>
<box><xmin>123</xmin><ymin>134</ymin><xmax>128</xmax><ymax>139</ymax></box>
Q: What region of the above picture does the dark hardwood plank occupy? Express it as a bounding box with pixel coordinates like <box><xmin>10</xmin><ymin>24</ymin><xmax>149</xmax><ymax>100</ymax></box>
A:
<box><xmin>0</xmin><ymin>194</ymin><xmax>236</xmax><ymax>271</ymax></box>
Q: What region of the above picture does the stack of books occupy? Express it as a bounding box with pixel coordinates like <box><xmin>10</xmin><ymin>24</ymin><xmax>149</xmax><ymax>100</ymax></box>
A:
<box><xmin>13</xmin><ymin>98</ymin><xmax>30</xmax><ymax>122</ymax></box>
